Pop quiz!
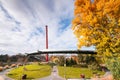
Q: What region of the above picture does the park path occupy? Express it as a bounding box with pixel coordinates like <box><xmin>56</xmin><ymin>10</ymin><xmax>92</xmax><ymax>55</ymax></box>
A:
<box><xmin>0</xmin><ymin>69</ymin><xmax>13</xmax><ymax>80</ymax></box>
<box><xmin>35</xmin><ymin>66</ymin><xmax>65</xmax><ymax>80</ymax></box>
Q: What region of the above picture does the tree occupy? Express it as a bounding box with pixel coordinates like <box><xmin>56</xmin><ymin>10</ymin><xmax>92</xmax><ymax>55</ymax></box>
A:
<box><xmin>0</xmin><ymin>54</ymin><xmax>9</xmax><ymax>62</ymax></box>
<box><xmin>70</xmin><ymin>58</ymin><xmax>77</xmax><ymax>65</ymax></box>
<box><xmin>58</xmin><ymin>56</ymin><xmax>65</xmax><ymax>66</ymax></box>
<box><xmin>66</xmin><ymin>58</ymin><xmax>77</xmax><ymax>66</ymax></box>
<box><xmin>106</xmin><ymin>57</ymin><xmax>120</xmax><ymax>80</ymax></box>
<box><xmin>66</xmin><ymin>59</ymin><xmax>71</xmax><ymax>66</ymax></box>
<box><xmin>72</xmin><ymin>0</ymin><xmax>120</xmax><ymax>79</ymax></box>
<box><xmin>72</xmin><ymin>0</ymin><xmax>120</xmax><ymax>58</ymax></box>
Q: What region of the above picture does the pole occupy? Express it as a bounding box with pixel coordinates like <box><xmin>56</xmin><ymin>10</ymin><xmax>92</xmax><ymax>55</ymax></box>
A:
<box><xmin>64</xmin><ymin>56</ymin><xmax>66</xmax><ymax>79</ymax></box>
<box><xmin>46</xmin><ymin>25</ymin><xmax>48</xmax><ymax>62</ymax></box>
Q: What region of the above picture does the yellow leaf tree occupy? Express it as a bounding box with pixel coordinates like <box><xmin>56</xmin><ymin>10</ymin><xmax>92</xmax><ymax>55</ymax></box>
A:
<box><xmin>72</xmin><ymin>0</ymin><xmax>120</xmax><ymax>58</ymax></box>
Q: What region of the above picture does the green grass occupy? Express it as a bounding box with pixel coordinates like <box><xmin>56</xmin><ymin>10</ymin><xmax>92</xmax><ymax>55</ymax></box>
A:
<box><xmin>7</xmin><ymin>64</ymin><xmax>51</xmax><ymax>80</ymax></box>
<box><xmin>7</xmin><ymin>64</ymin><xmax>105</xmax><ymax>79</ymax></box>
<box><xmin>58</xmin><ymin>66</ymin><xmax>105</xmax><ymax>79</ymax></box>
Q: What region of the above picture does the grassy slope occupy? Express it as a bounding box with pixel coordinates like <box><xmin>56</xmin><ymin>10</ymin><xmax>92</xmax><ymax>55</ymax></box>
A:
<box><xmin>7</xmin><ymin>64</ymin><xmax>51</xmax><ymax>80</ymax></box>
<box><xmin>58</xmin><ymin>66</ymin><xmax>104</xmax><ymax>79</ymax></box>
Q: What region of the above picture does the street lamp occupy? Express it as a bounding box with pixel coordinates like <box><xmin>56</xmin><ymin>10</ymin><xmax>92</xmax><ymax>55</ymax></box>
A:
<box><xmin>64</xmin><ymin>55</ymin><xmax>67</xmax><ymax>79</ymax></box>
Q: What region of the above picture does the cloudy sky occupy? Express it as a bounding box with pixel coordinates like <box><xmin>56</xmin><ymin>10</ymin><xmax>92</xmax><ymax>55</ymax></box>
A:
<box><xmin>0</xmin><ymin>0</ymin><xmax>94</xmax><ymax>55</ymax></box>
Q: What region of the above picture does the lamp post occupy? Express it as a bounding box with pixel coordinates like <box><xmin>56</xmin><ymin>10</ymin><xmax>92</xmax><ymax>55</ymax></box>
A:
<box><xmin>22</xmin><ymin>55</ymin><xmax>30</xmax><ymax>80</ymax></box>
<box><xmin>64</xmin><ymin>56</ymin><xmax>67</xmax><ymax>79</ymax></box>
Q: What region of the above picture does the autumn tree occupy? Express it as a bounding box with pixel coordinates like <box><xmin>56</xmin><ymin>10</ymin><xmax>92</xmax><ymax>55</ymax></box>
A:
<box><xmin>58</xmin><ymin>56</ymin><xmax>65</xmax><ymax>66</ymax></box>
<box><xmin>72</xmin><ymin>0</ymin><xmax>120</xmax><ymax>58</ymax></box>
<box><xmin>72</xmin><ymin>0</ymin><xmax>120</xmax><ymax>79</ymax></box>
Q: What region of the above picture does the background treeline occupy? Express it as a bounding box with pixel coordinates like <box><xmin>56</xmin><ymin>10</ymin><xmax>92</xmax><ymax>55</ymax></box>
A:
<box><xmin>0</xmin><ymin>54</ymin><xmax>46</xmax><ymax>66</ymax></box>
<box><xmin>0</xmin><ymin>53</ymin><xmax>102</xmax><ymax>71</ymax></box>
<box><xmin>0</xmin><ymin>54</ymin><xmax>25</xmax><ymax>66</ymax></box>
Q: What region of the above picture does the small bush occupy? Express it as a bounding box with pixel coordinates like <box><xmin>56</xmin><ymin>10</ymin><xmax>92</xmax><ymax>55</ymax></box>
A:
<box><xmin>10</xmin><ymin>64</ymin><xmax>16</xmax><ymax>68</ymax></box>
<box><xmin>17</xmin><ymin>63</ymin><xmax>23</xmax><ymax>66</ymax></box>
<box><xmin>72</xmin><ymin>64</ymin><xmax>88</xmax><ymax>68</ymax></box>
<box><xmin>88</xmin><ymin>63</ymin><xmax>100</xmax><ymax>70</ymax></box>
<box><xmin>4</xmin><ymin>65</ymin><xmax>10</xmax><ymax>69</ymax></box>
<box><xmin>106</xmin><ymin>57</ymin><xmax>120</xmax><ymax>80</ymax></box>
<box><xmin>0</xmin><ymin>66</ymin><xmax>3</xmax><ymax>71</ymax></box>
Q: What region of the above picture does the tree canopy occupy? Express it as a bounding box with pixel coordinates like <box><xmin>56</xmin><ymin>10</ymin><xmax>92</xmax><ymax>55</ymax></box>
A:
<box><xmin>72</xmin><ymin>0</ymin><xmax>120</xmax><ymax>57</ymax></box>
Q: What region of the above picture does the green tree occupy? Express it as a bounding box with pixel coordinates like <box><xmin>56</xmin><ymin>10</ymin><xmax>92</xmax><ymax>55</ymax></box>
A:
<box><xmin>66</xmin><ymin>59</ymin><xmax>71</xmax><ymax>66</ymax></box>
<box><xmin>106</xmin><ymin>57</ymin><xmax>120</xmax><ymax>80</ymax></box>
<box><xmin>58</xmin><ymin>56</ymin><xmax>65</xmax><ymax>66</ymax></box>
<box><xmin>70</xmin><ymin>58</ymin><xmax>77</xmax><ymax>65</ymax></box>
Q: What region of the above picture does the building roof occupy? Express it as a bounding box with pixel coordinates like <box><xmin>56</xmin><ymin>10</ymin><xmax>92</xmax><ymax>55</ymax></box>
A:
<box><xmin>27</xmin><ymin>49</ymin><xmax>97</xmax><ymax>56</ymax></box>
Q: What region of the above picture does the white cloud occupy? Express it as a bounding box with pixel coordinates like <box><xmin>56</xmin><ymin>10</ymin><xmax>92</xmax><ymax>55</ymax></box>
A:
<box><xmin>0</xmin><ymin>0</ymin><xmax>93</xmax><ymax>55</ymax></box>
<box><xmin>0</xmin><ymin>0</ymin><xmax>76</xmax><ymax>54</ymax></box>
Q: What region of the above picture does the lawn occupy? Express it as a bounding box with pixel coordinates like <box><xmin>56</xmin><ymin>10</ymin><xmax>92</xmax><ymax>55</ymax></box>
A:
<box><xmin>58</xmin><ymin>66</ymin><xmax>105</xmax><ymax>79</ymax></box>
<box><xmin>7</xmin><ymin>64</ymin><xmax>105</xmax><ymax>79</ymax></box>
<box><xmin>7</xmin><ymin>64</ymin><xmax>51</xmax><ymax>80</ymax></box>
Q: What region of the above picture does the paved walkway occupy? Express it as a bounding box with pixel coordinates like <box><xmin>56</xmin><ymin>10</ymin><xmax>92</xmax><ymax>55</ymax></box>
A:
<box><xmin>0</xmin><ymin>69</ymin><xmax>13</xmax><ymax>80</ymax></box>
<box><xmin>35</xmin><ymin>66</ymin><xmax>65</xmax><ymax>80</ymax></box>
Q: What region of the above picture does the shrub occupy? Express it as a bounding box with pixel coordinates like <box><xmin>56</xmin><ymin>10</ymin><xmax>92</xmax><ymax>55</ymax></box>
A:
<box><xmin>0</xmin><ymin>66</ymin><xmax>3</xmax><ymax>71</ymax></box>
<box><xmin>106</xmin><ymin>57</ymin><xmax>120</xmax><ymax>80</ymax></box>
<box><xmin>4</xmin><ymin>65</ymin><xmax>9</xmax><ymax>69</ymax></box>
<box><xmin>72</xmin><ymin>64</ymin><xmax>88</xmax><ymax>68</ymax></box>
<box><xmin>10</xmin><ymin>64</ymin><xmax>16</xmax><ymax>68</ymax></box>
<box><xmin>88</xmin><ymin>62</ymin><xmax>100</xmax><ymax>70</ymax></box>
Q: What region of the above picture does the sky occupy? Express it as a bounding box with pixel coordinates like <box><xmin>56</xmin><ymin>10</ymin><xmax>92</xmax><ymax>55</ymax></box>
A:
<box><xmin>0</xmin><ymin>0</ymin><xmax>94</xmax><ymax>55</ymax></box>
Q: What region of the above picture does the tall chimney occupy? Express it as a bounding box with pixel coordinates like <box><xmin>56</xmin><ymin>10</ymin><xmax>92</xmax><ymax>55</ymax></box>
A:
<box><xmin>45</xmin><ymin>25</ymin><xmax>48</xmax><ymax>61</ymax></box>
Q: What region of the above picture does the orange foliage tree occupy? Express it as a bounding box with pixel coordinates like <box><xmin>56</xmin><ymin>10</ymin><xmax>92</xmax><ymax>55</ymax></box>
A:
<box><xmin>72</xmin><ymin>0</ymin><xmax>120</xmax><ymax>58</ymax></box>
